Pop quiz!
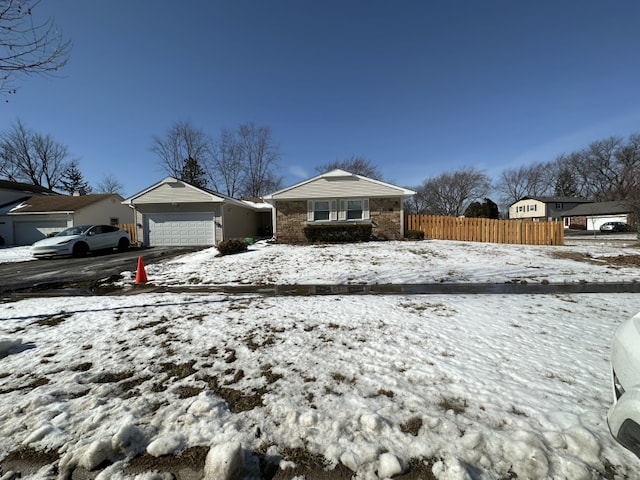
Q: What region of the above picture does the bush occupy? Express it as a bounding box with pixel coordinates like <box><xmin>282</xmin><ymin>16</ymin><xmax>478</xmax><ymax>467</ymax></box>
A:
<box><xmin>216</xmin><ymin>239</ymin><xmax>248</xmax><ymax>256</ymax></box>
<box><xmin>303</xmin><ymin>223</ymin><xmax>372</xmax><ymax>243</ymax></box>
<box><xmin>405</xmin><ymin>230</ymin><xmax>425</xmax><ymax>240</ymax></box>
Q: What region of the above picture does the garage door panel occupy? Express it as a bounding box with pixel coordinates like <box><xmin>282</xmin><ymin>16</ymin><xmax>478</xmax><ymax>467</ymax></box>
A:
<box><xmin>15</xmin><ymin>220</ymin><xmax>67</xmax><ymax>245</ymax></box>
<box><xmin>146</xmin><ymin>213</ymin><xmax>214</xmax><ymax>246</ymax></box>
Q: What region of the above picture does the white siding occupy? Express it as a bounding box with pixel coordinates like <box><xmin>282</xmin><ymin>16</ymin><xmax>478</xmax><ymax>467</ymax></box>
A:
<box><xmin>145</xmin><ymin>213</ymin><xmax>215</xmax><ymax>246</ymax></box>
<box><xmin>273</xmin><ymin>176</ymin><xmax>407</xmax><ymax>199</ymax></box>
<box><xmin>133</xmin><ymin>182</ymin><xmax>222</xmax><ymax>204</ymax></box>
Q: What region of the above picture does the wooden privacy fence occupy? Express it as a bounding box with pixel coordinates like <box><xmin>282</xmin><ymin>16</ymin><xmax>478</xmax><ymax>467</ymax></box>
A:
<box><xmin>405</xmin><ymin>215</ymin><xmax>564</xmax><ymax>246</ymax></box>
<box><xmin>116</xmin><ymin>223</ymin><xmax>137</xmax><ymax>244</ymax></box>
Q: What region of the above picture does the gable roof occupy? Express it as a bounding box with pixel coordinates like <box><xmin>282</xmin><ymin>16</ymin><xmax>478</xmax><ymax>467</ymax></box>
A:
<box><xmin>264</xmin><ymin>169</ymin><xmax>416</xmax><ymax>200</ymax></box>
<box><xmin>123</xmin><ymin>177</ymin><xmax>269</xmax><ymax>211</ymax></box>
<box><xmin>8</xmin><ymin>194</ymin><xmax>124</xmax><ymax>214</ymax></box>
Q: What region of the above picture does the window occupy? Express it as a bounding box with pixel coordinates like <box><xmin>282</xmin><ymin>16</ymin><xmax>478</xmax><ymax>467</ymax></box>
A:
<box><xmin>346</xmin><ymin>200</ymin><xmax>363</xmax><ymax>220</ymax></box>
<box><xmin>527</xmin><ymin>204</ymin><xmax>537</xmax><ymax>212</ymax></box>
<box><xmin>555</xmin><ymin>203</ymin><xmax>563</xmax><ymax>209</ymax></box>
<box><xmin>313</xmin><ymin>201</ymin><xmax>330</xmax><ymax>221</ymax></box>
<box><xmin>517</xmin><ymin>206</ymin><xmax>524</xmax><ymax>213</ymax></box>
<box><xmin>110</xmin><ymin>217</ymin><xmax>118</xmax><ymax>225</ymax></box>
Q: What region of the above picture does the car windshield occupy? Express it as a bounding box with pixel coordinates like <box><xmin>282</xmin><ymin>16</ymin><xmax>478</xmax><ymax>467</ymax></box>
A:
<box><xmin>55</xmin><ymin>226</ymin><xmax>91</xmax><ymax>237</ymax></box>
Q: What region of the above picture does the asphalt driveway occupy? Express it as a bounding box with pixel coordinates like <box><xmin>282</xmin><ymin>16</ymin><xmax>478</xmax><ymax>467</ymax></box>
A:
<box><xmin>0</xmin><ymin>246</ymin><xmax>205</xmax><ymax>295</ymax></box>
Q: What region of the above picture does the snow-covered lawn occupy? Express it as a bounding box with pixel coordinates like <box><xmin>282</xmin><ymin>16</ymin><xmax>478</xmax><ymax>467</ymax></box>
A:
<box><xmin>1</xmin><ymin>238</ymin><xmax>640</xmax><ymax>479</ymax></box>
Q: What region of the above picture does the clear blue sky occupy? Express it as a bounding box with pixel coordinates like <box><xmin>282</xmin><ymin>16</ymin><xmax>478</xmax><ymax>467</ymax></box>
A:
<box><xmin>3</xmin><ymin>1</ymin><xmax>640</xmax><ymax>197</ymax></box>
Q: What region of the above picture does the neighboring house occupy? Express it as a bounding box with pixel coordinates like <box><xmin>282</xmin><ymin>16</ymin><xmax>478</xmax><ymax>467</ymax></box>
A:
<box><xmin>2</xmin><ymin>193</ymin><xmax>132</xmax><ymax>245</ymax></box>
<box><xmin>0</xmin><ymin>180</ymin><xmax>59</xmax><ymax>245</ymax></box>
<box><xmin>263</xmin><ymin>169</ymin><xmax>416</xmax><ymax>243</ymax></box>
<box><xmin>508</xmin><ymin>196</ymin><xmax>592</xmax><ymax>222</ymax></box>
<box><xmin>562</xmin><ymin>201</ymin><xmax>634</xmax><ymax>230</ymax></box>
<box><xmin>122</xmin><ymin>177</ymin><xmax>271</xmax><ymax>247</ymax></box>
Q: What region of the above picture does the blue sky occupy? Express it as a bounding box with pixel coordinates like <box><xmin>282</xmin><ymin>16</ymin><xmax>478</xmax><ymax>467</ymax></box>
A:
<box><xmin>3</xmin><ymin>1</ymin><xmax>640</xmax><ymax>197</ymax></box>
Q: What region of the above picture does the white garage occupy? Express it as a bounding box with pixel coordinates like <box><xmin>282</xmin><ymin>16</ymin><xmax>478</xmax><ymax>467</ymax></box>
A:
<box><xmin>14</xmin><ymin>219</ymin><xmax>67</xmax><ymax>245</ymax></box>
<box><xmin>145</xmin><ymin>213</ymin><xmax>215</xmax><ymax>246</ymax></box>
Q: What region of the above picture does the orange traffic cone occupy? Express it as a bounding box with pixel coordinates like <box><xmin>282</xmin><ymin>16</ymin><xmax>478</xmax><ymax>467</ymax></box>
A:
<box><xmin>135</xmin><ymin>256</ymin><xmax>148</xmax><ymax>284</ymax></box>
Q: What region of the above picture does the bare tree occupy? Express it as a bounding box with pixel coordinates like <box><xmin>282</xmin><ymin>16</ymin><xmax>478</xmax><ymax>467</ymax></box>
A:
<box><xmin>315</xmin><ymin>155</ymin><xmax>383</xmax><ymax>180</ymax></box>
<box><xmin>236</xmin><ymin>123</ymin><xmax>282</xmax><ymax>198</ymax></box>
<box><xmin>0</xmin><ymin>0</ymin><xmax>71</xmax><ymax>96</ymax></box>
<box><xmin>151</xmin><ymin>121</ymin><xmax>211</xmax><ymax>185</ymax></box>
<box><xmin>0</xmin><ymin>119</ymin><xmax>70</xmax><ymax>189</ymax></box>
<box><xmin>96</xmin><ymin>174</ymin><xmax>124</xmax><ymax>195</ymax></box>
<box><xmin>416</xmin><ymin>167</ymin><xmax>491</xmax><ymax>217</ymax></box>
<box><xmin>495</xmin><ymin>162</ymin><xmax>554</xmax><ymax>207</ymax></box>
<box><xmin>208</xmin><ymin>128</ymin><xmax>244</xmax><ymax>197</ymax></box>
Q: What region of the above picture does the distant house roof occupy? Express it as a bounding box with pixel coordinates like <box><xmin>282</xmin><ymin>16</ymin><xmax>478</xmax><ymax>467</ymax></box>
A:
<box><xmin>8</xmin><ymin>194</ymin><xmax>124</xmax><ymax>215</ymax></box>
<box><xmin>0</xmin><ymin>180</ymin><xmax>57</xmax><ymax>195</ymax></box>
<box><xmin>563</xmin><ymin>201</ymin><xmax>632</xmax><ymax>217</ymax></box>
<box><xmin>511</xmin><ymin>196</ymin><xmax>592</xmax><ymax>206</ymax></box>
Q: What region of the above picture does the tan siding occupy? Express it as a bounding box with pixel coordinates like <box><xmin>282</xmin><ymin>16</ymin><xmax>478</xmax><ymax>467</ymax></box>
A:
<box><xmin>73</xmin><ymin>198</ymin><xmax>134</xmax><ymax>225</ymax></box>
<box><xmin>509</xmin><ymin>199</ymin><xmax>545</xmax><ymax>219</ymax></box>
<box><xmin>222</xmin><ymin>204</ymin><xmax>262</xmax><ymax>240</ymax></box>
<box><xmin>273</xmin><ymin>177</ymin><xmax>405</xmax><ymax>199</ymax></box>
<box><xmin>133</xmin><ymin>182</ymin><xmax>220</xmax><ymax>203</ymax></box>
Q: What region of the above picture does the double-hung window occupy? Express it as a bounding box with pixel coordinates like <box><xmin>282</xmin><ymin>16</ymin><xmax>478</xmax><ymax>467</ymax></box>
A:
<box><xmin>346</xmin><ymin>200</ymin><xmax>363</xmax><ymax>220</ymax></box>
<box><xmin>314</xmin><ymin>201</ymin><xmax>330</xmax><ymax>221</ymax></box>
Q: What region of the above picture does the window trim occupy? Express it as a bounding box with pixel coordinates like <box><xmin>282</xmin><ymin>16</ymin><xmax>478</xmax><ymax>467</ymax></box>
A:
<box><xmin>307</xmin><ymin>198</ymin><xmax>369</xmax><ymax>222</ymax></box>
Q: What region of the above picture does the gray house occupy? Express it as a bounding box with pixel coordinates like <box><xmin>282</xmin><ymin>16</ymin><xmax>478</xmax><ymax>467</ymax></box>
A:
<box><xmin>562</xmin><ymin>201</ymin><xmax>634</xmax><ymax>230</ymax></box>
<box><xmin>509</xmin><ymin>196</ymin><xmax>592</xmax><ymax>222</ymax></box>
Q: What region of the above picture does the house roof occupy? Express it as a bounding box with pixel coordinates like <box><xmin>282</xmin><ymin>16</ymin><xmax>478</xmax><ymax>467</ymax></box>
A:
<box><xmin>0</xmin><ymin>179</ymin><xmax>57</xmax><ymax>195</ymax></box>
<box><xmin>562</xmin><ymin>201</ymin><xmax>632</xmax><ymax>217</ymax></box>
<box><xmin>511</xmin><ymin>196</ymin><xmax>592</xmax><ymax>206</ymax></box>
<box><xmin>8</xmin><ymin>194</ymin><xmax>124</xmax><ymax>214</ymax></box>
<box><xmin>264</xmin><ymin>169</ymin><xmax>416</xmax><ymax>200</ymax></box>
<box><xmin>123</xmin><ymin>177</ymin><xmax>271</xmax><ymax>211</ymax></box>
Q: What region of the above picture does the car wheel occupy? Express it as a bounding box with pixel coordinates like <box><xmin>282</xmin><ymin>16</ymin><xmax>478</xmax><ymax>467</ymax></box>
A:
<box><xmin>73</xmin><ymin>242</ymin><xmax>89</xmax><ymax>257</ymax></box>
<box><xmin>118</xmin><ymin>238</ymin><xmax>130</xmax><ymax>251</ymax></box>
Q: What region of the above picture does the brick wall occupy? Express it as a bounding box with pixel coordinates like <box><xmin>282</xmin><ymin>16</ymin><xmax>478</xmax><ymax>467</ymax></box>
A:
<box><xmin>370</xmin><ymin>197</ymin><xmax>403</xmax><ymax>240</ymax></box>
<box><xmin>274</xmin><ymin>197</ymin><xmax>404</xmax><ymax>243</ymax></box>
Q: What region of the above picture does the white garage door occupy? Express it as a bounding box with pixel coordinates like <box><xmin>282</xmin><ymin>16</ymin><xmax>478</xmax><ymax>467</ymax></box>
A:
<box><xmin>15</xmin><ymin>220</ymin><xmax>67</xmax><ymax>245</ymax></box>
<box><xmin>146</xmin><ymin>213</ymin><xmax>215</xmax><ymax>246</ymax></box>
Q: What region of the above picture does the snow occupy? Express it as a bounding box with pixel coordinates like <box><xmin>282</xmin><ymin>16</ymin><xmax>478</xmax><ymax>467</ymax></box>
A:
<box><xmin>1</xmin><ymin>237</ymin><xmax>640</xmax><ymax>479</ymax></box>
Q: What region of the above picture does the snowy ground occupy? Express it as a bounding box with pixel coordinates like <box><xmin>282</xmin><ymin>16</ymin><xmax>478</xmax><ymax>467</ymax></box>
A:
<box><xmin>1</xmin><ymin>237</ymin><xmax>640</xmax><ymax>479</ymax></box>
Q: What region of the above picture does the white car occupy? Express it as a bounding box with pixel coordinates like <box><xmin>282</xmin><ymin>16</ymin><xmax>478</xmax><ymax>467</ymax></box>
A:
<box><xmin>608</xmin><ymin>312</ymin><xmax>640</xmax><ymax>458</ymax></box>
<box><xmin>31</xmin><ymin>225</ymin><xmax>130</xmax><ymax>258</ymax></box>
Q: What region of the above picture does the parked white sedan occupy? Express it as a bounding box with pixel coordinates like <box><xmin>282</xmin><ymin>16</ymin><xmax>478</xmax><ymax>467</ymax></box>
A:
<box><xmin>608</xmin><ymin>312</ymin><xmax>640</xmax><ymax>458</ymax></box>
<box><xmin>31</xmin><ymin>225</ymin><xmax>130</xmax><ymax>258</ymax></box>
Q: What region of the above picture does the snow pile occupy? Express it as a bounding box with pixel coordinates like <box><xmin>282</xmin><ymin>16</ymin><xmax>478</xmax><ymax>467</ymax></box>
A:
<box><xmin>1</xmin><ymin>238</ymin><xmax>639</xmax><ymax>478</ymax></box>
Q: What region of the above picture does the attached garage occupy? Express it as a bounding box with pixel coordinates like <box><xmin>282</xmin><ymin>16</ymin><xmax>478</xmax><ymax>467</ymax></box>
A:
<box><xmin>124</xmin><ymin>177</ymin><xmax>272</xmax><ymax>247</ymax></box>
<box><xmin>14</xmin><ymin>219</ymin><xmax>67</xmax><ymax>245</ymax></box>
<box><xmin>145</xmin><ymin>213</ymin><xmax>215</xmax><ymax>246</ymax></box>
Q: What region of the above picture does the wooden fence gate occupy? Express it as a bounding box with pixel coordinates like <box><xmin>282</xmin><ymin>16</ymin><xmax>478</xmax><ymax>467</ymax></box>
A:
<box><xmin>405</xmin><ymin>215</ymin><xmax>564</xmax><ymax>245</ymax></box>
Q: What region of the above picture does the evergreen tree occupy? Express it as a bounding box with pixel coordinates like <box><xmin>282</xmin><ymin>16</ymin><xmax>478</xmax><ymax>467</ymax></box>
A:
<box><xmin>464</xmin><ymin>198</ymin><xmax>499</xmax><ymax>219</ymax></box>
<box><xmin>181</xmin><ymin>157</ymin><xmax>207</xmax><ymax>188</ymax></box>
<box><xmin>59</xmin><ymin>161</ymin><xmax>91</xmax><ymax>194</ymax></box>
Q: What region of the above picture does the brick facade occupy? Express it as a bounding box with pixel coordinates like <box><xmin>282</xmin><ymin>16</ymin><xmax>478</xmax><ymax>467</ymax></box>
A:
<box><xmin>274</xmin><ymin>197</ymin><xmax>404</xmax><ymax>243</ymax></box>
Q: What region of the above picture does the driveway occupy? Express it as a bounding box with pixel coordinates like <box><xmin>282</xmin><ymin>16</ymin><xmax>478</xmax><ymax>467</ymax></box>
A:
<box><xmin>0</xmin><ymin>246</ymin><xmax>205</xmax><ymax>295</ymax></box>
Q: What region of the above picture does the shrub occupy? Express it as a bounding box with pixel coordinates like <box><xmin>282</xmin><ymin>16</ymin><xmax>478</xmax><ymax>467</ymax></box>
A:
<box><xmin>303</xmin><ymin>223</ymin><xmax>372</xmax><ymax>243</ymax></box>
<box><xmin>405</xmin><ymin>229</ymin><xmax>425</xmax><ymax>240</ymax></box>
<box><xmin>217</xmin><ymin>239</ymin><xmax>248</xmax><ymax>256</ymax></box>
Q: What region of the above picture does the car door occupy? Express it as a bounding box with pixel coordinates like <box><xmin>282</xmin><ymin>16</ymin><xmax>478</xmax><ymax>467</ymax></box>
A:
<box><xmin>86</xmin><ymin>226</ymin><xmax>109</xmax><ymax>250</ymax></box>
